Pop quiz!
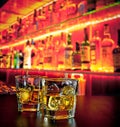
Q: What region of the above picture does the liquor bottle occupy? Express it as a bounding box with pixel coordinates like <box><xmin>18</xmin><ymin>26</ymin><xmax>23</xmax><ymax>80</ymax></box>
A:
<box><xmin>113</xmin><ymin>29</ymin><xmax>120</xmax><ymax>72</ymax></box>
<box><xmin>6</xmin><ymin>48</ymin><xmax>14</xmax><ymax>68</ymax></box>
<box><xmin>14</xmin><ymin>49</ymin><xmax>19</xmax><ymax>69</ymax></box>
<box><xmin>101</xmin><ymin>24</ymin><xmax>114</xmax><ymax>72</ymax></box>
<box><xmin>52</xmin><ymin>39</ymin><xmax>59</xmax><ymax>70</ymax></box>
<box><xmin>87</xmin><ymin>0</ymin><xmax>96</xmax><ymax>12</ymax></box>
<box><xmin>9</xmin><ymin>48</ymin><xmax>14</xmax><ymax>68</ymax></box>
<box><xmin>72</xmin><ymin>42</ymin><xmax>81</xmax><ymax>70</ymax></box>
<box><xmin>64</xmin><ymin>33</ymin><xmax>73</xmax><ymax>70</ymax></box>
<box><xmin>77</xmin><ymin>0</ymin><xmax>87</xmax><ymax>16</ymax></box>
<box><xmin>19</xmin><ymin>50</ymin><xmax>24</xmax><ymax>68</ymax></box>
<box><xmin>16</xmin><ymin>50</ymin><xmax>20</xmax><ymax>69</ymax></box>
<box><xmin>6</xmin><ymin>53</ymin><xmax>11</xmax><ymax>68</ymax></box>
<box><xmin>44</xmin><ymin>35</ymin><xmax>53</xmax><ymax>70</ymax></box>
<box><xmin>90</xmin><ymin>30</ymin><xmax>101</xmax><ymax>71</ymax></box>
<box><xmin>58</xmin><ymin>32</ymin><xmax>66</xmax><ymax>70</ymax></box>
<box><xmin>81</xmin><ymin>28</ymin><xmax>90</xmax><ymax>70</ymax></box>
<box><xmin>23</xmin><ymin>40</ymin><xmax>33</xmax><ymax>69</ymax></box>
<box><xmin>31</xmin><ymin>39</ymin><xmax>37</xmax><ymax>68</ymax></box>
<box><xmin>48</xmin><ymin>35</ymin><xmax>53</xmax><ymax>70</ymax></box>
<box><xmin>39</xmin><ymin>40</ymin><xmax>45</xmax><ymax>69</ymax></box>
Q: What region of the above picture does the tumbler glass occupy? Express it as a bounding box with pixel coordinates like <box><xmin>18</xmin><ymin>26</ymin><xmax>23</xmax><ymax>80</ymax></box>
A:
<box><xmin>43</xmin><ymin>78</ymin><xmax>78</xmax><ymax>119</ymax></box>
<box><xmin>15</xmin><ymin>75</ymin><xmax>43</xmax><ymax>112</ymax></box>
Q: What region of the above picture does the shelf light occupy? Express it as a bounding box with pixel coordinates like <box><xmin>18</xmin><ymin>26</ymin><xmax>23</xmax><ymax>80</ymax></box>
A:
<box><xmin>1</xmin><ymin>13</ymin><xmax>120</xmax><ymax>50</ymax></box>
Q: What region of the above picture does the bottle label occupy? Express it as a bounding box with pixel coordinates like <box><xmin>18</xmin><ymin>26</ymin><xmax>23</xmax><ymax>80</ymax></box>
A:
<box><xmin>65</xmin><ymin>50</ymin><xmax>71</xmax><ymax>59</ymax></box>
<box><xmin>90</xmin><ymin>44</ymin><xmax>96</xmax><ymax>64</ymax></box>
<box><xmin>113</xmin><ymin>53</ymin><xmax>120</xmax><ymax>67</ymax></box>
<box><xmin>72</xmin><ymin>53</ymin><xmax>81</xmax><ymax>67</ymax></box>
<box><xmin>81</xmin><ymin>46</ymin><xmax>90</xmax><ymax>62</ymax></box>
<box><xmin>44</xmin><ymin>48</ymin><xmax>53</xmax><ymax>64</ymax></box>
<box><xmin>58</xmin><ymin>49</ymin><xmax>65</xmax><ymax>65</ymax></box>
<box><xmin>102</xmin><ymin>47</ymin><xmax>113</xmax><ymax>66</ymax></box>
<box><xmin>65</xmin><ymin>50</ymin><xmax>72</xmax><ymax>68</ymax></box>
<box><xmin>113</xmin><ymin>48</ymin><xmax>120</xmax><ymax>68</ymax></box>
<box><xmin>44</xmin><ymin>56</ymin><xmax>52</xmax><ymax>63</ymax></box>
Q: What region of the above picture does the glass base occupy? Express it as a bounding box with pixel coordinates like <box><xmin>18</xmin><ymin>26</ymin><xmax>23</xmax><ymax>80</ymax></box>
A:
<box><xmin>44</xmin><ymin>109</ymin><xmax>75</xmax><ymax>120</ymax></box>
<box><xmin>18</xmin><ymin>103</ymin><xmax>40</xmax><ymax>112</ymax></box>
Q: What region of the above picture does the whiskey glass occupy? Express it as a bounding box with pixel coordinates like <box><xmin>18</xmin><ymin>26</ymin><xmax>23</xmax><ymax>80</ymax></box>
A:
<box><xmin>43</xmin><ymin>78</ymin><xmax>78</xmax><ymax>120</ymax></box>
<box><xmin>15</xmin><ymin>75</ymin><xmax>43</xmax><ymax>112</ymax></box>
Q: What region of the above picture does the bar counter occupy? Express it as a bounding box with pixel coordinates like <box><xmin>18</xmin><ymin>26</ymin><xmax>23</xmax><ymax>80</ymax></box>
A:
<box><xmin>0</xmin><ymin>68</ymin><xmax>120</xmax><ymax>96</ymax></box>
<box><xmin>0</xmin><ymin>94</ymin><xmax>120</xmax><ymax>127</ymax></box>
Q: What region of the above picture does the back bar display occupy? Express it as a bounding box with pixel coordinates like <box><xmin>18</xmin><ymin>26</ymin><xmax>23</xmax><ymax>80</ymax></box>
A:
<box><xmin>0</xmin><ymin>1</ymin><xmax>120</xmax><ymax>73</ymax></box>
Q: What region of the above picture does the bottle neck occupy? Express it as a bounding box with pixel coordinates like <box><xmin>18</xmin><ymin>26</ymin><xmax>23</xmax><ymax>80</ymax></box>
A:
<box><xmin>67</xmin><ymin>34</ymin><xmax>72</xmax><ymax>45</ymax></box>
<box><xmin>84</xmin><ymin>28</ymin><xmax>89</xmax><ymax>42</ymax></box>
<box><xmin>104</xmin><ymin>24</ymin><xmax>111</xmax><ymax>38</ymax></box>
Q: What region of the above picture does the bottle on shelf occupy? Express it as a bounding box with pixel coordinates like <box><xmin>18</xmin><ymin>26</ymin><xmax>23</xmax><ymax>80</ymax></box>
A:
<box><xmin>81</xmin><ymin>27</ymin><xmax>90</xmax><ymax>70</ymax></box>
<box><xmin>23</xmin><ymin>40</ymin><xmax>33</xmax><ymax>69</ymax></box>
<box><xmin>9</xmin><ymin>48</ymin><xmax>14</xmax><ymax>69</ymax></box>
<box><xmin>113</xmin><ymin>29</ymin><xmax>120</xmax><ymax>72</ymax></box>
<box><xmin>13</xmin><ymin>49</ymin><xmax>19</xmax><ymax>69</ymax></box>
<box><xmin>38</xmin><ymin>40</ymin><xmax>45</xmax><ymax>70</ymax></box>
<box><xmin>90</xmin><ymin>30</ymin><xmax>101</xmax><ymax>71</ymax></box>
<box><xmin>77</xmin><ymin>0</ymin><xmax>87</xmax><ymax>16</ymax></box>
<box><xmin>19</xmin><ymin>50</ymin><xmax>24</xmax><ymax>68</ymax></box>
<box><xmin>58</xmin><ymin>32</ymin><xmax>66</xmax><ymax>70</ymax></box>
<box><xmin>87</xmin><ymin>0</ymin><xmax>96</xmax><ymax>12</ymax></box>
<box><xmin>4</xmin><ymin>49</ymin><xmax>10</xmax><ymax>68</ymax></box>
<box><xmin>43</xmin><ymin>35</ymin><xmax>53</xmax><ymax>70</ymax></box>
<box><xmin>101</xmin><ymin>24</ymin><xmax>114</xmax><ymax>72</ymax></box>
<box><xmin>64</xmin><ymin>33</ymin><xmax>73</xmax><ymax>70</ymax></box>
<box><xmin>6</xmin><ymin>53</ymin><xmax>11</xmax><ymax>68</ymax></box>
<box><xmin>72</xmin><ymin>41</ymin><xmax>81</xmax><ymax>70</ymax></box>
<box><xmin>52</xmin><ymin>39</ymin><xmax>59</xmax><ymax>70</ymax></box>
<box><xmin>31</xmin><ymin>39</ymin><xmax>37</xmax><ymax>69</ymax></box>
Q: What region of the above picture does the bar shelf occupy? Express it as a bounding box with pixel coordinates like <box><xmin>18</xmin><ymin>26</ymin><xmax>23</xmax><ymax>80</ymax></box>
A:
<box><xmin>0</xmin><ymin>2</ymin><xmax>120</xmax><ymax>96</ymax></box>
<box><xmin>0</xmin><ymin>2</ymin><xmax>120</xmax><ymax>49</ymax></box>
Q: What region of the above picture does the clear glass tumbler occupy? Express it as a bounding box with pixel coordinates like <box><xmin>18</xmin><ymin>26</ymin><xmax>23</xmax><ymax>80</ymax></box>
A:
<box><xmin>43</xmin><ymin>78</ymin><xmax>78</xmax><ymax>119</ymax></box>
<box><xmin>15</xmin><ymin>75</ymin><xmax>43</xmax><ymax>112</ymax></box>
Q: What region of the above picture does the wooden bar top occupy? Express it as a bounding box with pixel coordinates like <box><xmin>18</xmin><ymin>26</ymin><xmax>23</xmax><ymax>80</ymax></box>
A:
<box><xmin>0</xmin><ymin>94</ymin><xmax>120</xmax><ymax>127</ymax></box>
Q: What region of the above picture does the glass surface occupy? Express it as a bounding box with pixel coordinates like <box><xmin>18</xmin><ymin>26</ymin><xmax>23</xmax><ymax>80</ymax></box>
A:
<box><xmin>43</xmin><ymin>78</ymin><xmax>78</xmax><ymax>120</ymax></box>
<box><xmin>15</xmin><ymin>75</ymin><xmax>43</xmax><ymax>112</ymax></box>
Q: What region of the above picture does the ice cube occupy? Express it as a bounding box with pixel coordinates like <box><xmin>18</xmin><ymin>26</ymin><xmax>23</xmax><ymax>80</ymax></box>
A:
<box><xmin>48</xmin><ymin>96</ymin><xmax>60</xmax><ymax>110</ymax></box>
<box><xmin>60</xmin><ymin>96</ymin><xmax>74</xmax><ymax>110</ymax></box>
<box><xmin>62</xmin><ymin>86</ymin><xmax>75</xmax><ymax>95</ymax></box>
<box><xmin>48</xmin><ymin>83</ymin><xmax>59</xmax><ymax>93</ymax></box>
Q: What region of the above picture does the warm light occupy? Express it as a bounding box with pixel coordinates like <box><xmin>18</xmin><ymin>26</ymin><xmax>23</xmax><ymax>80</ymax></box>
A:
<box><xmin>91</xmin><ymin>66</ymin><xmax>114</xmax><ymax>72</ymax></box>
<box><xmin>23</xmin><ymin>0</ymin><xmax>57</xmax><ymax>19</ymax></box>
<box><xmin>20</xmin><ymin>91</ymin><xmax>30</xmax><ymax>102</ymax></box>
<box><xmin>71</xmin><ymin>73</ymin><xmax>86</xmax><ymax>96</ymax></box>
<box><xmin>1</xmin><ymin>6</ymin><xmax>120</xmax><ymax>50</ymax></box>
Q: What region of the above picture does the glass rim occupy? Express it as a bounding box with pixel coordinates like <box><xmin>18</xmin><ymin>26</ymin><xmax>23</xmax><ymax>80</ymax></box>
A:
<box><xmin>42</xmin><ymin>77</ymin><xmax>78</xmax><ymax>81</ymax></box>
<box><xmin>15</xmin><ymin>75</ymin><xmax>44</xmax><ymax>78</ymax></box>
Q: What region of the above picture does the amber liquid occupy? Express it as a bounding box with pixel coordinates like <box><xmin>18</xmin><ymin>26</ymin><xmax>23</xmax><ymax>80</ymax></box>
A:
<box><xmin>44</xmin><ymin>94</ymin><xmax>76</xmax><ymax>119</ymax></box>
<box><xmin>16</xmin><ymin>88</ymin><xmax>41</xmax><ymax>112</ymax></box>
